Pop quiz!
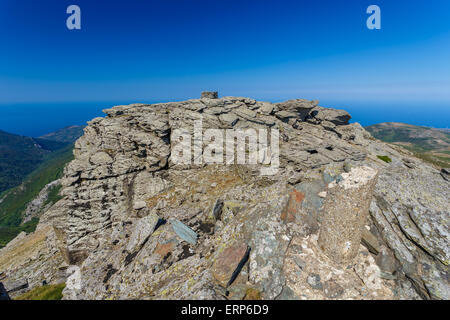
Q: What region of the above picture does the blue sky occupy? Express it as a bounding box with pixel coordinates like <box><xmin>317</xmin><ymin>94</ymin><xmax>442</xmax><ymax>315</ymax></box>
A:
<box><xmin>1</xmin><ymin>0</ymin><xmax>450</xmax><ymax>104</ymax></box>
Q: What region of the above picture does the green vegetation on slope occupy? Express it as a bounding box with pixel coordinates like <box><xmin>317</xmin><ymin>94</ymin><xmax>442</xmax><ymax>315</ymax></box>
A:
<box><xmin>14</xmin><ymin>283</ymin><xmax>66</xmax><ymax>300</ymax></box>
<box><xmin>0</xmin><ymin>125</ymin><xmax>84</xmax><ymax>195</ymax></box>
<box><xmin>43</xmin><ymin>184</ymin><xmax>63</xmax><ymax>208</ymax></box>
<box><xmin>366</xmin><ymin>122</ymin><xmax>450</xmax><ymax>150</ymax></box>
<box><xmin>0</xmin><ymin>145</ymin><xmax>74</xmax><ymax>248</ymax></box>
<box><xmin>0</xmin><ymin>218</ymin><xmax>39</xmax><ymax>248</ymax></box>
<box><xmin>0</xmin><ymin>130</ymin><xmax>69</xmax><ymax>194</ymax></box>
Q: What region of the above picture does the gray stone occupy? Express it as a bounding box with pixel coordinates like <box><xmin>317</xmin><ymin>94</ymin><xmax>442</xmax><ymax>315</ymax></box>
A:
<box><xmin>171</xmin><ymin>219</ymin><xmax>198</xmax><ymax>245</ymax></box>
<box><xmin>292</xmin><ymin>180</ymin><xmax>326</xmax><ymax>235</ymax></box>
<box><xmin>233</xmin><ymin>106</ymin><xmax>257</xmax><ymax>119</ymax></box>
<box><xmin>211</xmin><ymin>199</ymin><xmax>224</xmax><ymax>221</ymax></box>
<box><xmin>219</xmin><ymin>113</ymin><xmax>239</xmax><ymax>126</ymax></box>
<box><xmin>343</xmin><ymin>162</ymin><xmax>352</xmax><ymax>173</ymax></box>
<box><xmin>276</xmin><ymin>286</ymin><xmax>300</xmax><ymax>300</ymax></box>
<box><xmin>323</xmin><ymin>279</ymin><xmax>344</xmax><ymax>298</ymax></box>
<box><xmin>3</xmin><ymin>279</ymin><xmax>28</xmax><ymax>293</ymax></box>
<box><xmin>307</xmin><ymin>274</ymin><xmax>323</xmax><ymax>290</ymax></box>
<box><xmin>133</xmin><ymin>200</ymin><xmax>147</xmax><ymax>210</ymax></box>
<box><xmin>293</xmin><ymin>256</ymin><xmax>306</xmax><ymax>269</ymax></box>
<box><xmin>258</xmin><ymin>102</ymin><xmax>274</xmax><ymax>115</ymax></box>
<box><xmin>275</xmin><ymin>110</ymin><xmax>298</xmax><ymax>120</ymax></box>
<box><xmin>275</xmin><ymin>99</ymin><xmax>316</xmax><ymax>121</ymax></box>
<box><xmin>379</xmin><ymin>272</ymin><xmax>397</xmax><ymax>280</ymax></box>
<box><xmin>126</xmin><ymin>213</ymin><xmax>160</xmax><ymax>253</ymax></box>
<box><xmin>370</xmin><ymin>160</ymin><xmax>450</xmax><ymax>299</ymax></box>
<box><xmin>361</xmin><ymin>228</ymin><xmax>380</xmax><ymax>254</ymax></box>
<box><xmin>375</xmin><ymin>246</ymin><xmax>397</xmax><ymax>274</ymax></box>
<box><xmin>227</xmin><ymin>283</ymin><xmax>248</xmax><ymax>300</ymax></box>
<box><xmin>307</xmin><ymin>106</ymin><xmax>351</xmax><ymax>125</ymax></box>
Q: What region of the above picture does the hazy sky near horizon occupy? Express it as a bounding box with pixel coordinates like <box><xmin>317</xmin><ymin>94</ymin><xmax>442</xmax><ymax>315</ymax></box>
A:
<box><xmin>1</xmin><ymin>0</ymin><xmax>450</xmax><ymax>104</ymax></box>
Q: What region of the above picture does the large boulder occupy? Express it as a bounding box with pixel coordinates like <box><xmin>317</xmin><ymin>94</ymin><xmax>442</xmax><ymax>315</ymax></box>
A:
<box><xmin>307</xmin><ymin>106</ymin><xmax>351</xmax><ymax>125</ymax></box>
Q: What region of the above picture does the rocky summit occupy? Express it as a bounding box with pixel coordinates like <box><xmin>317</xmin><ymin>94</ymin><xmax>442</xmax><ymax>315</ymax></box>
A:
<box><xmin>0</xmin><ymin>94</ymin><xmax>448</xmax><ymax>300</ymax></box>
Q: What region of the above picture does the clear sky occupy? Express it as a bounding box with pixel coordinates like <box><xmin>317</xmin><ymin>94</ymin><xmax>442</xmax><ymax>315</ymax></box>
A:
<box><xmin>1</xmin><ymin>0</ymin><xmax>450</xmax><ymax>104</ymax></box>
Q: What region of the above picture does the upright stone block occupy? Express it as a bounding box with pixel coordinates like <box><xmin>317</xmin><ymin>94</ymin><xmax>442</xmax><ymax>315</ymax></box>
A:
<box><xmin>201</xmin><ymin>91</ymin><xmax>218</xmax><ymax>99</ymax></box>
<box><xmin>318</xmin><ymin>166</ymin><xmax>378</xmax><ymax>265</ymax></box>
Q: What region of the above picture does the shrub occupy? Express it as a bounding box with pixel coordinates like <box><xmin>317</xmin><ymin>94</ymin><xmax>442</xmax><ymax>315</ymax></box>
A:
<box><xmin>377</xmin><ymin>155</ymin><xmax>392</xmax><ymax>163</ymax></box>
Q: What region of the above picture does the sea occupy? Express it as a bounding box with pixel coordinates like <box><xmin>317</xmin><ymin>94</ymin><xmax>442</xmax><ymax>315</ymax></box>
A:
<box><xmin>0</xmin><ymin>100</ymin><xmax>449</xmax><ymax>137</ymax></box>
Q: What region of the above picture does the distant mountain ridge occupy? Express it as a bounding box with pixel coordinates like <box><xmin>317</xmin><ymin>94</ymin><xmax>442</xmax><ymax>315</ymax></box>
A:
<box><xmin>365</xmin><ymin>122</ymin><xmax>450</xmax><ymax>168</ymax></box>
<box><xmin>39</xmin><ymin>125</ymin><xmax>85</xmax><ymax>143</ymax></box>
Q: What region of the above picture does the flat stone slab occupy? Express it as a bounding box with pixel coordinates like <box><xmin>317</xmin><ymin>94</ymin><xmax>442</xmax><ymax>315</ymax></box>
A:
<box><xmin>126</xmin><ymin>213</ymin><xmax>159</xmax><ymax>253</ymax></box>
<box><xmin>170</xmin><ymin>219</ymin><xmax>198</xmax><ymax>245</ymax></box>
<box><xmin>211</xmin><ymin>243</ymin><xmax>249</xmax><ymax>287</ymax></box>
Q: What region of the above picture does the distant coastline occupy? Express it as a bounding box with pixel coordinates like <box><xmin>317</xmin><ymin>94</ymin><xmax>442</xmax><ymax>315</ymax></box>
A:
<box><xmin>0</xmin><ymin>100</ymin><xmax>448</xmax><ymax>137</ymax></box>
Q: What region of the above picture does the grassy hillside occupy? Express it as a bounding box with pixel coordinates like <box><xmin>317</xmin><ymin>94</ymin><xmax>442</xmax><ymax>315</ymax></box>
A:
<box><xmin>14</xmin><ymin>283</ymin><xmax>66</xmax><ymax>300</ymax></box>
<box><xmin>365</xmin><ymin>122</ymin><xmax>450</xmax><ymax>168</ymax></box>
<box><xmin>0</xmin><ymin>145</ymin><xmax>74</xmax><ymax>248</ymax></box>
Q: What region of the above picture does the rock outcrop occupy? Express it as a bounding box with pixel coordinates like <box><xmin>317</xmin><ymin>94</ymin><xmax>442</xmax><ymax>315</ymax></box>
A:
<box><xmin>370</xmin><ymin>159</ymin><xmax>449</xmax><ymax>299</ymax></box>
<box><xmin>0</xmin><ymin>94</ymin><xmax>448</xmax><ymax>300</ymax></box>
<box><xmin>0</xmin><ymin>222</ymin><xmax>68</xmax><ymax>297</ymax></box>
<box><xmin>22</xmin><ymin>180</ymin><xmax>61</xmax><ymax>223</ymax></box>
